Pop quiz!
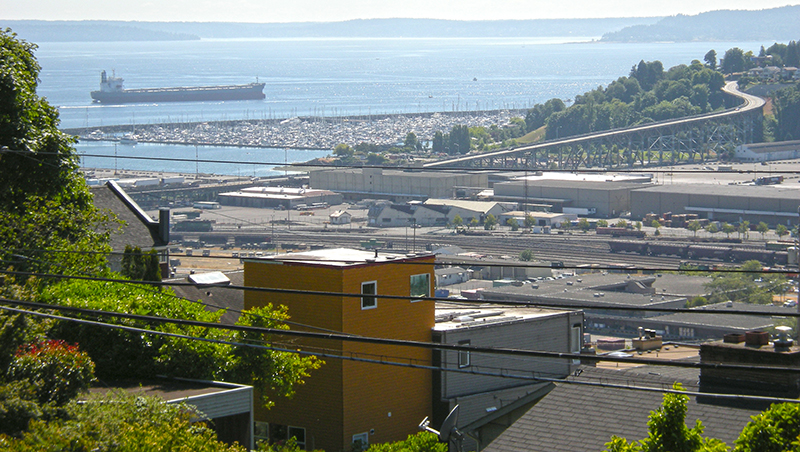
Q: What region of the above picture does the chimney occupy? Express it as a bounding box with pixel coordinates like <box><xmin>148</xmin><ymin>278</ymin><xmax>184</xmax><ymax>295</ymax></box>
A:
<box><xmin>699</xmin><ymin>328</ymin><xmax>800</xmax><ymax>407</ymax></box>
<box><xmin>158</xmin><ymin>208</ymin><xmax>170</xmax><ymax>245</ymax></box>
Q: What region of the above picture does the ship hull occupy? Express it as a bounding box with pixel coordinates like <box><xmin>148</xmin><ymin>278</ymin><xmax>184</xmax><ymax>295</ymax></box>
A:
<box><xmin>91</xmin><ymin>83</ymin><xmax>266</xmax><ymax>104</ymax></box>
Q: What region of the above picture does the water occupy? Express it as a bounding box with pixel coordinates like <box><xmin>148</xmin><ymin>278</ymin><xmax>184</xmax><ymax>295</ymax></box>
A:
<box><xmin>31</xmin><ymin>36</ymin><xmax>766</xmax><ymax>174</ymax></box>
<box><xmin>78</xmin><ymin>141</ymin><xmax>331</xmax><ymax>178</ymax></box>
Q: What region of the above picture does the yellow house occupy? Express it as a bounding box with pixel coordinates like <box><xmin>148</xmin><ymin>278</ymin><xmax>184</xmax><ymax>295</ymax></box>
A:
<box><xmin>244</xmin><ymin>248</ymin><xmax>435</xmax><ymax>451</ymax></box>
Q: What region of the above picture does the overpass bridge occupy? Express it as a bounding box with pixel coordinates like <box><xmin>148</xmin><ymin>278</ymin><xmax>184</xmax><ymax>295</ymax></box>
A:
<box><xmin>424</xmin><ymin>82</ymin><xmax>764</xmax><ymax>170</ymax></box>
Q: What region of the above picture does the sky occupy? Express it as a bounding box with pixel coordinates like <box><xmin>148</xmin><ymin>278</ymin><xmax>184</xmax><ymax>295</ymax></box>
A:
<box><xmin>2</xmin><ymin>0</ymin><xmax>798</xmax><ymax>22</ymax></box>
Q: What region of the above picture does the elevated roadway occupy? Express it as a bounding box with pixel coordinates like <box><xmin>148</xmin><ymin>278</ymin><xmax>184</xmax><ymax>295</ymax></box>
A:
<box><xmin>425</xmin><ymin>81</ymin><xmax>764</xmax><ymax>170</ymax></box>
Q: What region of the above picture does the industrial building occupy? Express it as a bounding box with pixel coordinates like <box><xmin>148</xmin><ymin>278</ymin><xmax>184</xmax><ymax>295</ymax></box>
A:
<box><xmin>217</xmin><ymin>186</ymin><xmax>343</xmax><ymax>209</ymax></box>
<box><xmin>735</xmin><ymin>140</ymin><xmax>800</xmax><ymax>162</ymax></box>
<box><xmin>309</xmin><ymin>167</ymin><xmax>487</xmax><ymax>201</ymax></box>
<box><xmin>630</xmin><ymin>184</ymin><xmax>800</xmax><ymax>226</ymax></box>
<box><xmin>491</xmin><ymin>179</ymin><xmax>646</xmax><ymax>218</ymax></box>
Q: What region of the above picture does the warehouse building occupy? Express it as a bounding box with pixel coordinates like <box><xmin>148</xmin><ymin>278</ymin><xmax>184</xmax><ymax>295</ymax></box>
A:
<box><xmin>309</xmin><ymin>167</ymin><xmax>487</xmax><ymax>201</ymax></box>
<box><xmin>217</xmin><ymin>186</ymin><xmax>343</xmax><ymax>209</ymax></box>
<box><xmin>735</xmin><ymin>140</ymin><xmax>800</xmax><ymax>162</ymax></box>
<box><xmin>492</xmin><ymin>179</ymin><xmax>645</xmax><ymax>218</ymax></box>
<box><xmin>630</xmin><ymin>184</ymin><xmax>800</xmax><ymax>226</ymax></box>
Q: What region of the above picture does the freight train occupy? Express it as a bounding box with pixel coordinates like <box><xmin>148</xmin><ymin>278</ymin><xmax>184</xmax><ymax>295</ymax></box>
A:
<box><xmin>608</xmin><ymin>240</ymin><xmax>789</xmax><ymax>266</ymax></box>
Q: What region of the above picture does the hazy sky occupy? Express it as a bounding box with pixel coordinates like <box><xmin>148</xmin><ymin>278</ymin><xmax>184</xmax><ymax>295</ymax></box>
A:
<box><xmin>2</xmin><ymin>0</ymin><xmax>798</xmax><ymax>22</ymax></box>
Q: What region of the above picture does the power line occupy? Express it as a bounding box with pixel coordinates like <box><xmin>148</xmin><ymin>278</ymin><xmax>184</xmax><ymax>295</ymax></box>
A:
<box><xmin>1</xmin><ymin>301</ymin><xmax>798</xmax><ymax>405</ymax></box>
<box><xmin>0</xmin><ymin>267</ymin><xmax>795</xmax><ymax>317</ymax></box>
<box><xmin>7</xmin><ymin>148</ymin><xmax>800</xmax><ymax>175</ymax></box>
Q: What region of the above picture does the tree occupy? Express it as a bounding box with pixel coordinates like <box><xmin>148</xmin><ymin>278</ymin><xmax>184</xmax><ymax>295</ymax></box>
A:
<box><xmin>597</xmin><ymin>219</ymin><xmax>609</xmax><ymax>228</ymax></box>
<box><xmin>705</xmin><ymin>223</ymin><xmax>719</xmax><ymax>238</ymax></box>
<box><xmin>403</xmin><ymin>132</ymin><xmax>419</xmax><ymax>151</ymax></box>
<box><xmin>578</xmin><ymin>218</ymin><xmax>591</xmax><ymax>232</ymax></box>
<box><xmin>721</xmin><ymin>47</ymin><xmax>746</xmax><ymax>74</ymax></box>
<box><xmin>756</xmin><ymin>222</ymin><xmax>769</xmax><ymax>239</ymax></box>
<box><xmin>334</xmin><ymin>143</ymin><xmax>354</xmax><ymax>157</ymax></box>
<box><xmin>687</xmin><ymin>220</ymin><xmax>702</xmax><ymax>238</ymax></box>
<box><xmin>722</xmin><ymin>222</ymin><xmax>736</xmax><ymax>239</ymax></box>
<box><xmin>776</xmin><ymin>224</ymin><xmax>789</xmax><ymax>239</ymax></box>
<box><xmin>605</xmin><ymin>384</ymin><xmax>727</xmax><ymax>452</ymax></box>
<box><xmin>452</xmin><ymin>214</ymin><xmax>463</xmax><ymax>230</ymax></box>
<box><xmin>524</xmin><ymin>214</ymin><xmax>535</xmax><ymax>231</ymax></box>
<box><xmin>469</xmin><ymin>218</ymin><xmax>479</xmax><ymax>229</ymax></box>
<box><xmin>520</xmin><ymin>250</ymin><xmax>534</xmax><ymax>261</ymax></box>
<box><xmin>0</xmin><ymin>391</ymin><xmax>247</xmax><ymax>451</ymax></box>
<box><xmin>365</xmin><ymin>432</ymin><xmax>447</xmax><ymax>452</ymax></box>
<box><xmin>0</xmin><ymin>29</ymin><xmax>112</xmax><ymax>281</ymax></box>
<box><xmin>484</xmin><ymin>214</ymin><xmax>497</xmax><ymax>230</ymax></box>
<box><xmin>448</xmin><ymin>124</ymin><xmax>471</xmax><ymax>155</ymax></box>
<box><xmin>738</xmin><ymin>221</ymin><xmax>750</xmax><ymax>240</ymax></box>
<box><xmin>506</xmin><ymin>218</ymin><xmax>519</xmax><ymax>231</ymax></box>
<box><xmin>121</xmin><ymin>245</ymin><xmax>162</xmax><ymax>282</ymax></box>
<box><xmin>703</xmin><ymin>49</ymin><xmax>717</xmax><ymax>69</ymax></box>
<box><xmin>615</xmin><ymin>219</ymin><xmax>628</xmax><ymax>228</ymax></box>
<box><xmin>733</xmin><ymin>403</ymin><xmax>800</xmax><ymax>452</ymax></box>
<box><xmin>634</xmin><ymin>221</ymin><xmax>642</xmax><ymax>231</ymax></box>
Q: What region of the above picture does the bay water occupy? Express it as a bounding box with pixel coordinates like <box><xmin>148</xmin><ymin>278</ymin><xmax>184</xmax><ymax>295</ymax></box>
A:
<box><xmin>31</xmin><ymin>36</ymin><xmax>765</xmax><ymax>175</ymax></box>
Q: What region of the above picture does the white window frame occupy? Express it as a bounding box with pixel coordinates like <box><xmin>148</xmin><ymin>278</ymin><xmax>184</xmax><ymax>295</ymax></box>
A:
<box><xmin>254</xmin><ymin>421</ymin><xmax>269</xmax><ymax>443</ymax></box>
<box><xmin>458</xmin><ymin>340</ymin><xmax>471</xmax><ymax>368</ymax></box>
<box><xmin>352</xmin><ymin>432</ymin><xmax>369</xmax><ymax>450</ymax></box>
<box><xmin>409</xmin><ymin>273</ymin><xmax>430</xmax><ymax>302</ymax></box>
<box><xmin>361</xmin><ymin>281</ymin><xmax>377</xmax><ymax>310</ymax></box>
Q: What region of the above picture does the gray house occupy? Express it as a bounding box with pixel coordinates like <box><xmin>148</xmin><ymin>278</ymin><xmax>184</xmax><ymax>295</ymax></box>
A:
<box><xmin>92</xmin><ymin>180</ymin><xmax>170</xmax><ymax>277</ymax></box>
<box><xmin>432</xmin><ymin>305</ymin><xmax>584</xmax><ymax>451</ymax></box>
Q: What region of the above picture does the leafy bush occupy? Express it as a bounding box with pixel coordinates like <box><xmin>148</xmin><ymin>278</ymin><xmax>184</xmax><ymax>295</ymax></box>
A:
<box><xmin>7</xmin><ymin>340</ymin><xmax>95</xmax><ymax>406</ymax></box>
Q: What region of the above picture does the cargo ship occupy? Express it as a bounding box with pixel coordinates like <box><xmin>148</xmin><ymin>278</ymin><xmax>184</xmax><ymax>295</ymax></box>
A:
<box><xmin>90</xmin><ymin>70</ymin><xmax>266</xmax><ymax>104</ymax></box>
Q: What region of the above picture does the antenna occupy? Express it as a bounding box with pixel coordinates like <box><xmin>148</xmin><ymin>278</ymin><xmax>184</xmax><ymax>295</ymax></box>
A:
<box><xmin>419</xmin><ymin>405</ymin><xmax>463</xmax><ymax>451</ymax></box>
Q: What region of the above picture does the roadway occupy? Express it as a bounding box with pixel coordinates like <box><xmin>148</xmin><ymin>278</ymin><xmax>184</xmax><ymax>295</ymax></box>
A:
<box><xmin>424</xmin><ymin>81</ymin><xmax>765</xmax><ymax>169</ymax></box>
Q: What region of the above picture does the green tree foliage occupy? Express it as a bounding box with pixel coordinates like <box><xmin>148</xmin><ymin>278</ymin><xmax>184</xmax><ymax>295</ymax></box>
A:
<box><xmin>365</xmin><ymin>432</ymin><xmax>447</xmax><ymax>452</ymax></box>
<box><xmin>704</xmin><ymin>50</ymin><xmax>717</xmax><ymax>69</ymax></box>
<box><xmin>451</xmin><ymin>214</ymin><xmax>463</xmax><ymax>229</ymax></box>
<box><xmin>7</xmin><ymin>340</ymin><xmax>95</xmax><ymax>406</ymax></box>
<box><xmin>578</xmin><ymin>218</ymin><xmax>591</xmax><ymax>232</ymax></box>
<box><xmin>630</xmin><ymin>60</ymin><xmax>665</xmax><ymax>91</ymax></box>
<box><xmin>506</xmin><ymin>218</ymin><xmax>519</xmax><ymax>231</ymax></box>
<box><xmin>756</xmin><ymin>222</ymin><xmax>769</xmax><ymax>239</ymax></box>
<box><xmin>0</xmin><ymin>29</ymin><xmax>112</xmax><ymax>282</ymax></box>
<box><xmin>722</xmin><ymin>223</ymin><xmax>736</xmax><ymax>239</ymax></box>
<box><xmin>120</xmin><ymin>245</ymin><xmax>162</xmax><ymax>282</ymax></box>
<box><xmin>733</xmin><ymin>403</ymin><xmax>800</xmax><ymax>452</ymax></box>
<box><xmin>597</xmin><ymin>219</ymin><xmax>609</xmax><ymax>228</ymax></box>
<box><xmin>484</xmin><ymin>214</ymin><xmax>497</xmax><ymax>230</ymax></box>
<box><xmin>705</xmin><ymin>260</ymin><xmax>783</xmax><ymax>305</ymax></box>
<box><xmin>519</xmin><ymin>250</ymin><xmax>534</xmax><ymax>261</ymax></box>
<box><xmin>605</xmin><ymin>384</ymin><xmax>728</xmax><ymax>452</ymax></box>
<box><xmin>772</xmin><ymin>85</ymin><xmax>800</xmax><ymax>141</ymax></box>
<box><xmin>688</xmin><ymin>220</ymin><xmax>702</xmax><ymax>237</ymax></box>
<box><xmin>721</xmin><ymin>47</ymin><xmax>747</xmax><ymax>74</ymax></box>
<box><xmin>0</xmin><ymin>391</ymin><xmax>247</xmax><ymax>452</ymax></box>
<box><xmin>448</xmin><ymin>124</ymin><xmax>470</xmax><ymax>155</ymax></box>
<box><xmin>525</xmin><ymin>98</ymin><xmax>567</xmax><ymax>132</ymax></box>
<box><xmin>776</xmin><ymin>224</ymin><xmax>789</xmax><ymax>239</ymax></box>
<box><xmin>37</xmin><ymin>279</ymin><xmax>321</xmax><ymax>407</ymax></box>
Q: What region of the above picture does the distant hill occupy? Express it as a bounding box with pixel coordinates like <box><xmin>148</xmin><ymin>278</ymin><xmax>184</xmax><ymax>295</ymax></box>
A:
<box><xmin>3</xmin><ymin>18</ymin><xmax>658</xmax><ymax>42</ymax></box>
<box><xmin>601</xmin><ymin>5</ymin><xmax>800</xmax><ymax>42</ymax></box>
<box><xmin>1</xmin><ymin>21</ymin><xmax>200</xmax><ymax>42</ymax></box>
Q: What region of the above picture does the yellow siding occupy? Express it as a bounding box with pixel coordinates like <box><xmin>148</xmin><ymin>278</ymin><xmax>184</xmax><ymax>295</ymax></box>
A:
<box><xmin>244</xmin><ymin>255</ymin><xmax>434</xmax><ymax>451</ymax></box>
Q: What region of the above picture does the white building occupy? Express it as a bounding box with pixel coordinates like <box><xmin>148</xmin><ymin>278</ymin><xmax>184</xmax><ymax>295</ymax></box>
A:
<box><xmin>734</xmin><ymin>140</ymin><xmax>800</xmax><ymax>162</ymax></box>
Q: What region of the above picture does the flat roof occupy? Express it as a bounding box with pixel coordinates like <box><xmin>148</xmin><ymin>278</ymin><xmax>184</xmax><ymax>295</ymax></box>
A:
<box><xmin>248</xmin><ymin>247</ymin><xmax>433</xmax><ymax>267</ymax></box>
<box><xmin>740</xmin><ymin>140</ymin><xmax>800</xmax><ymax>154</ymax></box>
<box><xmin>517</xmin><ymin>171</ymin><xmax>653</xmax><ymax>184</ymax></box>
<box><xmin>500</xmin><ymin>179</ymin><xmax>650</xmax><ymax>191</ymax></box>
<box><xmin>633</xmin><ymin>183</ymin><xmax>800</xmax><ymax>197</ymax></box>
<box><xmin>433</xmin><ymin>305</ymin><xmax>571</xmax><ymax>331</ymax></box>
<box><xmin>87</xmin><ymin>378</ymin><xmax>247</xmax><ymax>401</ymax></box>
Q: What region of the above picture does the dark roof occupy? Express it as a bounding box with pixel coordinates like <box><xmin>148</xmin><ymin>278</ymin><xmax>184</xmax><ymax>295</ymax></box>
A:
<box><xmin>92</xmin><ymin>181</ymin><xmax>167</xmax><ymax>250</ymax></box>
<box><xmin>484</xmin><ymin>366</ymin><xmax>763</xmax><ymax>452</ymax></box>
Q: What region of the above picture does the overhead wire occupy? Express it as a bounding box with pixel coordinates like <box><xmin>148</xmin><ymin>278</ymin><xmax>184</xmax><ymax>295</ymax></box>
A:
<box><xmin>1</xmin><ymin>267</ymin><xmax>796</xmax><ymax>318</ymax></box>
<box><xmin>2</xmin><ymin>301</ymin><xmax>799</xmax><ymax>405</ymax></box>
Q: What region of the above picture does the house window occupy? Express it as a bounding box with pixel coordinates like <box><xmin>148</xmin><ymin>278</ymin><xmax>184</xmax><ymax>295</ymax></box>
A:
<box><xmin>352</xmin><ymin>432</ymin><xmax>369</xmax><ymax>451</ymax></box>
<box><xmin>254</xmin><ymin>421</ymin><xmax>269</xmax><ymax>443</ymax></box>
<box><xmin>288</xmin><ymin>426</ymin><xmax>306</xmax><ymax>450</ymax></box>
<box><xmin>361</xmin><ymin>281</ymin><xmax>377</xmax><ymax>310</ymax></box>
<box><xmin>458</xmin><ymin>340</ymin><xmax>471</xmax><ymax>368</ymax></box>
<box><xmin>268</xmin><ymin>423</ymin><xmax>287</xmax><ymax>444</ymax></box>
<box><xmin>410</xmin><ymin>273</ymin><xmax>430</xmax><ymax>302</ymax></box>
<box><xmin>571</xmin><ymin>323</ymin><xmax>582</xmax><ymax>353</ymax></box>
